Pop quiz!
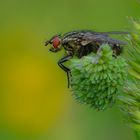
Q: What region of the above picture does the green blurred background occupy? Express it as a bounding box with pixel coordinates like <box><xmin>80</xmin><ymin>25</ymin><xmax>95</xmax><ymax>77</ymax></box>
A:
<box><xmin>0</xmin><ymin>0</ymin><xmax>140</xmax><ymax>140</ymax></box>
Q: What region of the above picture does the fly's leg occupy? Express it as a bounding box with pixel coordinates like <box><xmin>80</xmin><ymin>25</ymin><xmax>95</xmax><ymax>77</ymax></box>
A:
<box><xmin>58</xmin><ymin>55</ymin><xmax>73</xmax><ymax>88</ymax></box>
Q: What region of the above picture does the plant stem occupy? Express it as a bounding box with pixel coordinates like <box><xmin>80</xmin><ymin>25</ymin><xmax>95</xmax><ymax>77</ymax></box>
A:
<box><xmin>135</xmin><ymin>131</ymin><xmax>140</xmax><ymax>140</ymax></box>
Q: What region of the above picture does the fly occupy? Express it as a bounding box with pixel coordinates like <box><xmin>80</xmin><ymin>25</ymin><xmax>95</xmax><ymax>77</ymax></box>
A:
<box><xmin>45</xmin><ymin>30</ymin><xmax>129</xmax><ymax>88</ymax></box>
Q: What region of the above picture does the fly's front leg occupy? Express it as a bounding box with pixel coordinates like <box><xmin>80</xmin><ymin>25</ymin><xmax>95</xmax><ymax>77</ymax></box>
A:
<box><xmin>58</xmin><ymin>54</ymin><xmax>73</xmax><ymax>88</ymax></box>
<box><xmin>49</xmin><ymin>47</ymin><xmax>61</xmax><ymax>52</ymax></box>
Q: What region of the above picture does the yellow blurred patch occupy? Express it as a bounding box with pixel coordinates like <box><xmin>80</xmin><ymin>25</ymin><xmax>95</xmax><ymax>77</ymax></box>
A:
<box><xmin>2</xmin><ymin>28</ymin><xmax>70</xmax><ymax>134</ymax></box>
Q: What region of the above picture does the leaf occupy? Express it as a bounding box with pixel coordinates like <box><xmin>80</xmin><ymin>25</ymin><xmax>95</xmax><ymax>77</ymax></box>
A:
<box><xmin>129</xmin><ymin>61</ymin><xmax>140</xmax><ymax>73</ymax></box>
<box><xmin>129</xmin><ymin>69</ymin><xmax>140</xmax><ymax>80</ymax></box>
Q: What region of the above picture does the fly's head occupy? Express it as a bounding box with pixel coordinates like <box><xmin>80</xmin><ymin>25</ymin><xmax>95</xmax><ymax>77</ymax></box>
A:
<box><xmin>45</xmin><ymin>35</ymin><xmax>62</xmax><ymax>52</ymax></box>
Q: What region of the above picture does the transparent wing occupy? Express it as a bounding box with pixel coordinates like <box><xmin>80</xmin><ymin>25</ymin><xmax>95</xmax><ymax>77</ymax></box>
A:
<box><xmin>97</xmin><ymin>31</ymin><xmax>129</xmax><ymax>35</ymax></box>
<box><xmin>81</xmin><ymin>32</ymin><xmax>127</xmax><ymax>46</ymax></box>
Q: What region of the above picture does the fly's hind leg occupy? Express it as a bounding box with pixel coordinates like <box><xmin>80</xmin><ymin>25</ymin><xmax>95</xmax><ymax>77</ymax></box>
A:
<box><xmin>58</xmin><ymin>54</ymin><xmax>73</xmax><ymax>88</ymax></box>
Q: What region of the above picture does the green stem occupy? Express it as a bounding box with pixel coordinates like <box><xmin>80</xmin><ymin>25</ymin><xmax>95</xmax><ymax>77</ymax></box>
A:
<box><xmin>135</xmin><ymin>131</ymin><xmax>140</xmax><ymax>140</ymax></box>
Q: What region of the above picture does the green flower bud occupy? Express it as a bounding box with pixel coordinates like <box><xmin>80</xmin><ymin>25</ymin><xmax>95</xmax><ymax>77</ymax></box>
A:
<box><xmin>70</xmin><ymin>44</ymin><xmax>127</xmax><ymax>111</ymax></box>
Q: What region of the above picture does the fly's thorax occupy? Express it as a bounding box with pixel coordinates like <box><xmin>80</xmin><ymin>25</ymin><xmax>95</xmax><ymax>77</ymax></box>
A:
<box><xmin>62</xmin><ymin>37</ymin><xmax>80</xmax><ymax>50</ymax></box>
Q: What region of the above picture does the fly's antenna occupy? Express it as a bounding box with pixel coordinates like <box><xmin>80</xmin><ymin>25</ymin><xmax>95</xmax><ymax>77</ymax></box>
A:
<box><xmin>45</xmin><ymin>40</ymin><xmax>50</xmax><ymax>46</ymax></box>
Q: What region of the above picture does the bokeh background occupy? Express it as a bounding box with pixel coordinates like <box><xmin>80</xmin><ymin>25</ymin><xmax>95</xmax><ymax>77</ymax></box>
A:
<box><xmin>1</xmin><ymin>0</ymin><xmax>140</xmax><ymax>140</ymax></box>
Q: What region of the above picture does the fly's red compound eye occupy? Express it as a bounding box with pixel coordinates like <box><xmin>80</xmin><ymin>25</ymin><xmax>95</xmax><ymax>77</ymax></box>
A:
<box><xmin>52</xmin><ymin>37</ymin><xmax>60</xmax><ymax>48</ymax></box>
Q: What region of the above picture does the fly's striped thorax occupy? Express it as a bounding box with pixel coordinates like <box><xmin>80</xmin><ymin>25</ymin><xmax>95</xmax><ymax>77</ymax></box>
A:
<box><xmin>62</xmin><ymin>37</ymin><xmax>81</xmax><ymax>52</ymax></box>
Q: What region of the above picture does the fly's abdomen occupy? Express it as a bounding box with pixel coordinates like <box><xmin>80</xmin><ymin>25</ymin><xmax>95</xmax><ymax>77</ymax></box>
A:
<box><xmin>76</xmin><ymin>44</ymin><xmax>99</xmax><ymax>58</ymax></box>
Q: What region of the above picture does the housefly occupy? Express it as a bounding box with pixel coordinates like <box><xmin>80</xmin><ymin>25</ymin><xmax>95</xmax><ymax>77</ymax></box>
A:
<box><xmin>45</xmin><ymin>30</ymin><xmax>128</xmax><ymax>88</ymax></box>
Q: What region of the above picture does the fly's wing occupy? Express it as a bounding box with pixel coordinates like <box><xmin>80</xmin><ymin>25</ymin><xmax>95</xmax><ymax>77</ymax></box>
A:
<box><xmin>97</xmin><ymin>31</ymin><xmax>129</xmax><ymax>35</ymax></box>
<box><xmin>62</xmin><ymin>31</ymin><xmax>128</xmax><ymax>46</ymax></box>
<box><xmin>80</xmin><ymin>32</ymin><xmax>127</xmax><ymax>46</ymax></box>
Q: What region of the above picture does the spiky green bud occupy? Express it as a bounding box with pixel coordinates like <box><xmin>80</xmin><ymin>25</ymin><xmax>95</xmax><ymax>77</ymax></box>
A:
<box><xmin>70</xmin><ymin>44</ymin><xmax>127</xmax><ymax>110</ymax></box>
